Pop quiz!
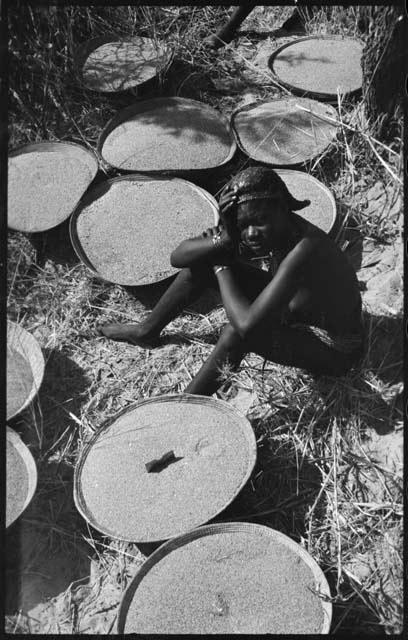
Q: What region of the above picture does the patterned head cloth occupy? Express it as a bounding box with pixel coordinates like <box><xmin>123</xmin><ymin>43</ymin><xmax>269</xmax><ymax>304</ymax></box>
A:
<box><xmin>222</xmin><ymin>166</ymin><xmax>310</xmax><ymax>211</ymax></box>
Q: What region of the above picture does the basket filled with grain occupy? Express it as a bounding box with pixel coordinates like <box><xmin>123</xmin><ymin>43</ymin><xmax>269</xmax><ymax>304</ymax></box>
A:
<box><xmin>268</xmin><ymin>35</ymin><xmax>363</xmax><ymax>102</ymax></box>
<box><xmin>8</xmin><ymin>141</ymin><xmax>98</xmax><ymax>233</ymax></box>
<box><xmin>117</xmin><ymin>521</ymin><xmax>332</xmax><ymax>634</ymax></box>
<box><xmin>6</xmin><ymin>427</ymin><xmax>38</xmax><ymax>528</ymax></box>
<box><xmin>76</xmin><ymin>35</ymin><xmax>173</xmax><ymax>94</ymax></box>
<box><xmin>98</xmin><ymin>96</ymin><xmax>236</xmax><ymax>174</ymax></box>
<box><xmin>272</xmin><ymin>169</ymin><xmax>336</xmax><ymax>234</ymax></box>
<box><xmin>7</xmin><ymin>320</ymin><xmax>45</xmax><ymax>421</ymax></box>
<box><xmin>231</xmin><ymin>97</ymin><xmax>338</xmax><ymax>166</ymax></box>
<box><xmin>69</xmin><ymin>173</ymin><xmax>219</xmax><ymax>286</ymax></box>
<box><xmin>73</xmin><ymin>394</ymin><xmax>257</xmax><ymax>543</ymax></box>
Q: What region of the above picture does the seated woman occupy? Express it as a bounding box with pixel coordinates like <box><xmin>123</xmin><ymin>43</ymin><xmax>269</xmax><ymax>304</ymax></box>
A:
<box><xmin>101</xmin><ymin>167</ymin><xmax>364</xmax><ymax>396</ymax></box>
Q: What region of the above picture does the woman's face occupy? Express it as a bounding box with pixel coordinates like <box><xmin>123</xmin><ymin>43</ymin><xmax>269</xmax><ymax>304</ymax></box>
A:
<box><xmin>236</xmin><ymin>197</ymin><xmax>289</xmax><ymax>254</ymax></box>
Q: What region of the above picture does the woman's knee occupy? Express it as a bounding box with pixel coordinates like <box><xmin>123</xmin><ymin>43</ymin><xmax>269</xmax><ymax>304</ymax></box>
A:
<box><xmin>180</xmin><ymin>265</ymin><xmax>215</xmax><ymax>288</ymax></box>
<box><xmin>218</xmin><ymin>323</ymin><xmax>246</xmax><ymax>349</ymax></box>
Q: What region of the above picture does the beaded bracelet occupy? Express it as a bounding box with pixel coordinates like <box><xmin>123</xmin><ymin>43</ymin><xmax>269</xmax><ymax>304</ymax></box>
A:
<box><xmin>212</xmin><ymin>233</ymin><xmax>222</xmax><ymax>249</ymax></box>
<box><xmin>213</xmin><ymin>265</ymin><xmax>230</xmax><ymax>275</ymax></box>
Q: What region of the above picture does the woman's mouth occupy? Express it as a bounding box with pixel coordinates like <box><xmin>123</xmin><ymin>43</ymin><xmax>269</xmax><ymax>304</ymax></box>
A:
<box><xmin>245</xmin><ymin>241</ymin><xmax>264</xmax><ymax>251</ymax></box>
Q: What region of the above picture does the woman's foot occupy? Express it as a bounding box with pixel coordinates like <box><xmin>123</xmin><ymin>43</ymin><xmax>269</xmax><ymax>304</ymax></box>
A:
<box><xmin>99</xmin><ymin>323</ymin><xmax>161</xmax><ymax>348</ymax></box>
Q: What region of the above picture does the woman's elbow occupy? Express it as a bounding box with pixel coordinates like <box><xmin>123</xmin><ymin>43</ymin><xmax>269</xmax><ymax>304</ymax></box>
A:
<box><xmin>170</xmin><ymin>251</ymin><xmax>180</xmax><ymax>268</ymax></box>
<box><xmin>170</xmin><ymin>244</ymin><xmax>185</xmax><ymax>268</ymax></box>
<box><xmin>234</xmin><ymin>319</ymin><xmax>252</xmax><ymax>340</ymax></box>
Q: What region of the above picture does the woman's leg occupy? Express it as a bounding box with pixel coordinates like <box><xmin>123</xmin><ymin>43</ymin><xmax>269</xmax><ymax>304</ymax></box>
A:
<box><xmin>185</xmin><ymin>319</ymin><xmax>357</xmax><ymax>397</ymax></box>
<box><xmin>248</xmin><ymin>323</ymin><xmax>358</xmax><ymax>376</ymax></box>
<box><xmin>101</xmin><ymin>260</ymin><xmax>269</xmax><ymax>346</ymax></box>
<box><xmin>185</xmin><ymin>323</ymin><xmax>247</xmax><ymax>396</ymax></box>
<box><xmin>101</xmin><ymin>265</ymin><xmax>216</xmax><ymax>346</ymax></box>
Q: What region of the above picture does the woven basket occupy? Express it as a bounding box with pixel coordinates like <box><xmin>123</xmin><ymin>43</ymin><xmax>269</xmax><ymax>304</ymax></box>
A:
<box><xmin>97</xmin><ymin>96</ymin><xmax>236</xmax><ymax>175</ymax></box>
<box><xmin>6</xmin><ymin>427</ymin><xmax>38</xmax><ymax>527</ymax></box>
<box><xmin>7</xmin><ymin>320</ymin><xmax>45</xmax><ymax>420</ymax></box>
<box><xmin>118</xmin><ymin>521</ymin><xmax>332</xmax><ymax>634</ymax></box>
<box><xmin>8</xmin><ymin>141</ymin><xmax>98</xmax><ymax>233</ymax></box>
<box><xmin>74</xmin><ymin>394</ymin><xmax>257</xmax><ymax>543</ymax></box>
<box><xmin>268</xmin><ymin>35</ymin><xmax>363</xmax><ymax>102</ymax></box>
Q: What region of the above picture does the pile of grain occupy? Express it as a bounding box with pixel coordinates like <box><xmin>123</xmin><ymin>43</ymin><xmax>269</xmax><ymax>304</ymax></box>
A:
<box><xmin>271</xmin><ymin>37</ymin><xmax>363</xmax><ymax>97</ymax></box>
<box><xmin>232</xmin><ymin>98</ymin><xmax>338</xmax><ymax>166</ymax></box>
<box><xmin>7</xmin><ymin>438</ymin><xmax>30</xmax><ymax>527</ymax></box>
<box><xmin>75</xmin><ymin>178</ymin><xmax>217</xmax><ymax>285</ymax></box>
<box><xmin>275</xmin><ymin>170</ymin><xmax>336</xmax><ymax>233</ymax></box>
<box><xmin>101</xmin><ymin>99</ymin><xmax>233</xmax><ymax>171</ymax></box>
<box><xmin>8</xmin><ymin>146</ymin><xmax>96</xmax><ymax>232</ymax></box>
<box><xmin>123</xmin><ymin>528</ymin><xmax>326</xmax><ymax>633</ymax></box>
<box><xmin>77</xmin><ymin>398</ymin><xmax>255</xmax><ymax>541</ymax></box>
<box><xmin>7</xmin><ymin>347</ymin><xmax>34</xmax><ymax>420</ymax></box>
<box><xmin>82</xmin><ymin>38</ymin><xmax>170</xmax><ymax>92</ymax></box>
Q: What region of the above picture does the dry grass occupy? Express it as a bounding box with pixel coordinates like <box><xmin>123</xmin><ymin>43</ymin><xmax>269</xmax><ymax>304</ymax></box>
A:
<box><xmin>6</xmin><ymin>4</ymin><xmax>403</xmax><ymax>635</ymax></box>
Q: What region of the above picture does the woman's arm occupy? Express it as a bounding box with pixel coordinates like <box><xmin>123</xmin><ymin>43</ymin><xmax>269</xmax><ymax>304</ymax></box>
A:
<box><xmin>215</xmin><ymin>238</ymin><xmax>313</xmax><ymax>338</ymax></box>
<box><xmin>170</xmin><ymin>226</ymin><xmax>233</xmax><ymax>268</ymax></box>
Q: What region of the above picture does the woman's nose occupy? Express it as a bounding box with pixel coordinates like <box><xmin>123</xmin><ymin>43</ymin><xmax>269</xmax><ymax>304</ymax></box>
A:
<box><xmin>247</xmin><ymin>225</ymin><xmax>259</xmax><ymax>238</ymax></box>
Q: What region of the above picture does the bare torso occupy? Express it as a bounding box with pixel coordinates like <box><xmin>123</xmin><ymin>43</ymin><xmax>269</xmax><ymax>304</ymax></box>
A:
<box><xmin>274</xmin><ymin>216</ymin><xmax>362</xmax><ymax>334</ymax></box>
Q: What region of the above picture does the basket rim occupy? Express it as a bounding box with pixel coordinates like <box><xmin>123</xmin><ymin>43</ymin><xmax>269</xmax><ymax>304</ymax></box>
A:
<box><xmin>97</xmin><ymin>95</ymin><xmax>237</xmax><ymax>173</ymax></box>
<box><xmin>268</xmin><ymin>34</ymin><xmax>364</xmax><ymax>103</ymax></box>
<box><xmin>73</xmin><ymin>393</ymin><xmax>257</xmax><ymax>543</ymax></box>
<box><xmin>117</xmin><ymin>520</ymin><xmax>333</xmax><ymax>634</ymax></box>
<box><xmin>7</xmin><ymin>320</ymin><xmax>45</xmax><ymax>420</ymax></box>
<box><xmin>6</xmin><ymin>426</ymin><xmax>38</xmax><ymax>527</ymax></box>
<box><xmin>69</xmin><ymin>173</ymin><xmax>219</xmax><ymax>286</ymax></box>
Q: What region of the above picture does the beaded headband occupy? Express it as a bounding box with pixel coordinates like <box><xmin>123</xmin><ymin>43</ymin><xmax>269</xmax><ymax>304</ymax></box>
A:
<box><xmin>235</xmin><ymin>191</ymin><xmax>281</xmax><ymax>205</ymax></box>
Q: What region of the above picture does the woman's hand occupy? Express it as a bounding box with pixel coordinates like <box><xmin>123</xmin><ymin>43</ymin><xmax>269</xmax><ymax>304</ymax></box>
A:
<box><xmin>202</xmin><ymin>225</ymin><xmax>234</xmax><ymax>266</ymax></box>
<box><xmin>218</xmin><ymin>185</ymin><xmax>241</xmax><ymax>247</ymax></box>
<box><xmin>219</xmin><ymin>185</ymin><xmax>239</xmax><ymax>216</ymax></box>
<box><xmin>202</xmin><ymin>225</ymin><xmax>232</xmax><ymax>250</ymax></box>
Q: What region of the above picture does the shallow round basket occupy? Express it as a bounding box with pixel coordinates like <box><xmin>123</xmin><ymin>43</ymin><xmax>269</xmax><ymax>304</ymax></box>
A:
<box><xmin>231</xmin><ymin>97</ymin><xmax>338</xmax><ymax>166</ymax></box>
<box><xmin>97</xmin><ymin>96</ymin><xmax>236</xmax><ymax>174</ymax></box>
<box><xmin>8</xmin><ymin>141</ymin><xmax>98</xmax><ymax>233</ymax></box>
<box><xmin>276</xmin><ymin>169</ymin><xmax>336</xmax><ymax>234</ymax></box>
<box><xmin>117</xmin><ymin>521</ymin><xmax>332</xmax><ymax>634</ymax></box>
<box><xmin>6</xmin><ymin>427</ymin><xmax>38</xmax><ymax>527</ymax></box>
<box><xmin>7</xmin><ymin>320</ymin><xmax>45</xmax><ymax>421</ymax></box>
<box><xmin>69</xmin><ymin>173</ymin><xmax>219</xmax><ymax>286</ymax></box>
<box><xmin>268</xmin><ymin>35</ymin><xmax>363</xmax><ymax>102</ymax></box>
<box><xmin>76</xmin><ymin>35</ymin><xmax>173</xmax><ymax>94</ymax></box>
<box><xmin>73</xmin><ymin>394</ymin><xmax>257</xmax><ymax>543</ymax></box>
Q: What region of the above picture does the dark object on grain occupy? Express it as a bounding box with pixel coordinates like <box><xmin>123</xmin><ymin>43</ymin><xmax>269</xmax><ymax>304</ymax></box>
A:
<box><xmin>73</xmin><ymin>394</ymin><xmax>256</xmax><ymax>542</ymax></box>
<box><xmin>78</xmin><ymin>36</ymin><xmax>172</xmax><ymax>93</ymax></box>
<box><xmin>70</xmin><ymin>174</ymin><xmax>218</xmax><ymax>286</ymax></box>
<box><xmin>145</xmin><ymin>450</ymin><xmax>176</xmax><ymax>473</ymax></box>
